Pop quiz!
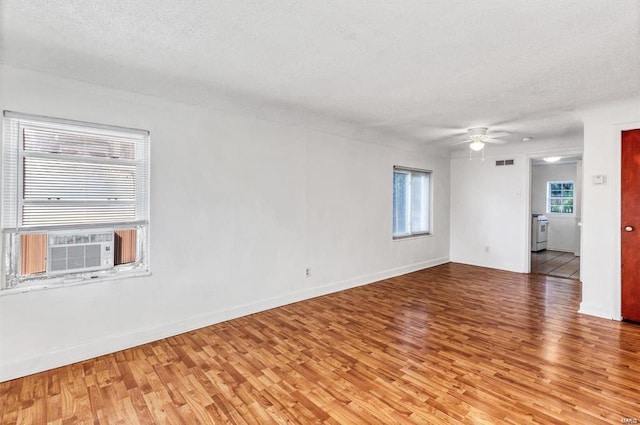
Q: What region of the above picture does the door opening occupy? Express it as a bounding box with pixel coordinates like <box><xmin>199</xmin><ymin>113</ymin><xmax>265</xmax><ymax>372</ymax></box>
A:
<box><xmin>529</xmin><ymin>155</ymin><xmax>582</xmax><ymax>279</ymax></box>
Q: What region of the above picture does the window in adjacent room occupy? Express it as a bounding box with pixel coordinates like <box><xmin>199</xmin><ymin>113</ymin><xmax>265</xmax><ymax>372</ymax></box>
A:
<box><xmin>547</xmin><ymin>181</ymin><xmax>574</xmax><ymax>214</ymax></box>
<box><xmin>392</xmin><ymin>166</ymin><xmax>431</xmax><ymax>238</ymax></box>
<box><xmin>1</xmin><ymin>111</ymin><xmax>150</xmax><ymax>291</ymax></box>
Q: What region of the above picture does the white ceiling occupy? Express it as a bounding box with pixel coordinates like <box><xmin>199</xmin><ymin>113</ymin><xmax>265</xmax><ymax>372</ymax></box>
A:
<box><xmin>1</xmin><ymin>1</ymin><xmax>639</xmax><ymax>148</ymax></box>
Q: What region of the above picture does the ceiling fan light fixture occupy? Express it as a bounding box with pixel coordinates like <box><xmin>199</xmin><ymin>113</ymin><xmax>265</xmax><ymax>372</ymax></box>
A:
<box><xmin>543</xmin><ymin>156</ymin><xmax>562</xmax><ymax>163</ymax></box>
<box><xmin>469</xmin><ymin>134</ymin><xmax>487</xmax><ymax>142</ymax></box>
<box><xmin>469</xmin><ymin>140</ymin><xmax>485</xmax><ymax>151</ymax></box>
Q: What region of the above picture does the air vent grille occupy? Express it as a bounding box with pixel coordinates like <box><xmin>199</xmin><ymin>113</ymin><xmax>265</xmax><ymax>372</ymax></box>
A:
<box><xmin>496</xmin><ymin>159</ymin><xmax>515</xmax><ymax>166</ymax></box>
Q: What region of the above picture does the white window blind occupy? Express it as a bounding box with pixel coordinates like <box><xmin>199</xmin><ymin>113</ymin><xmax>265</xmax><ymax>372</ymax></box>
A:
<box><xmin>23</xmin><ymin>157</ymin><xmax>136</xmax><ymax>226</ymax></box>
<box><xmin>2</xmin><ymin>112</ymin><xmax>149</xmax><ymax>229</ymax></box>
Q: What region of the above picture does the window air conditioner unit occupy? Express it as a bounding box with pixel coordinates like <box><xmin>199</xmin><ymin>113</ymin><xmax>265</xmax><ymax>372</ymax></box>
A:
<box><xmin>47</xmin><ymin>229</ymin><xmax>114</xmax><ymax>274</ymax></box>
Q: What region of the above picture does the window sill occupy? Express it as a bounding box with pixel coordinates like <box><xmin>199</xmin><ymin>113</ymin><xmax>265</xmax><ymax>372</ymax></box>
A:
<box><xmin>545</xmin><ymin>213</ymin><xmax>577</xmax><ymax>219</ymax></box>
<box><xmin>393</xmin><ymin>232</ymin><xmax>432</xmax><ymax>241</ymax></box>
<box><xmin>0</xmin><ymin>269</ymin><xmax>151</xmax><ymax>296</ymax></box>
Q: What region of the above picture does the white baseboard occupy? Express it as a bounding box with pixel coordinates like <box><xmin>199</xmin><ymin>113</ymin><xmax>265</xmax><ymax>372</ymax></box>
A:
<box><xmin>578</xmin><ymin>302</ymin><xmax>620</xmax><ymax>321</ymax></box>
<box><xmin>310</xmin><ymin>256</ymin><xmax>449</xmax><ymax>299</ymax></box>
<box><xmin>546</xmin><ymin>247</ymin><xmax>578</xmax><ymax>254</ymax></box>
<box><xmin>0</xmin><ymin>257</ymin><xmax>448</xmax><ymax>382</ymax></box>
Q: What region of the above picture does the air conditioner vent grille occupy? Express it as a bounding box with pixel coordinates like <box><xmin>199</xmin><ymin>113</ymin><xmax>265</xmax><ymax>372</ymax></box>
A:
<box><xmin>47</xmin><ymin>229</ymin><xmax>114</xmax><ymax>274</ymax></box>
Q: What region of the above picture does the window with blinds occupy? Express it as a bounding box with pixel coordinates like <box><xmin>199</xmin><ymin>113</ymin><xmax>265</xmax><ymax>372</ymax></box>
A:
<box><xmin>1</xmin><ymin>111</ymin><xmax>150</xmax><ymax>290</ymax></box>
<box><xmin>392</xmin><ymin>166</ymin><xmax>431</xmax><ymax>238</ymax></box>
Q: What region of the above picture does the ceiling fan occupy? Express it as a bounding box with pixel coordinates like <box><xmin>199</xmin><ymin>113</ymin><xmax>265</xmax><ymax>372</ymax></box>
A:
<box><xmin>453</xmin><ymin>127</ymin><xmax>509</xmax><ymax>151</ymax></box>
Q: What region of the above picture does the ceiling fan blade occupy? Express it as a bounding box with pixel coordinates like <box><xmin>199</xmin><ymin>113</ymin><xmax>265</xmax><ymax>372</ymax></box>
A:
<box><xmin>486</xmin><ymin>138</ymin><xmax>508</xmax><ymax>144</ymax></box>
<box><xmin>452</xmin><ymin>139</ymin><xmax>472</xmax><ymax>145</ymax></box>
<box><xmin>441</xmin><ymin>126</ymin><xmax>511</xmax><ymax>149</ymax></box>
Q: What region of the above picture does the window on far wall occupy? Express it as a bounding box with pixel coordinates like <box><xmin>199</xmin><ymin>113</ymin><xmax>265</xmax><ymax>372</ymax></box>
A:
<box><xmin>392</xmin><ymin>167</ymin><xmax>431</xmax><ymax>238</ymax></box>
<box><xmin>547</xmin><ymin>181</ymin><xmax>574</xmax><ymax>214</ymax></box>
<box><xmin>1</xmin><ymin>111</ymin><xmax>150</xmax><ymax>291</ymax></box>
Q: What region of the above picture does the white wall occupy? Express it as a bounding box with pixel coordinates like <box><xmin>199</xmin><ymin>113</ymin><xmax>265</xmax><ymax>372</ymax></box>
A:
<box><xmin>450</xmin><ymin>137</ymin><xmax>582</xmax><ymax>273</ymax></box>
<box><xmin>580</xmin><ymin>97</ymin><xmax>640</xmax><ymax>320</ymax></box>
<box><xmin>450</xmin><ymin>154</ymin><xmax>528</xmax><ymax>272</ymax></box>
<box><xmin>0</xmin><ymin>65</ymin><xmax>451</xmax><ymax>381</ymax></box>
<box><xmin>531</xmin><ymin>163</ymin><xmax>579</xmax><ymax>252</ymax></box>
<box><xmin>574</xmin><ymin>159</ymin><xmax>583</xmax><ymax>256</ymax></box>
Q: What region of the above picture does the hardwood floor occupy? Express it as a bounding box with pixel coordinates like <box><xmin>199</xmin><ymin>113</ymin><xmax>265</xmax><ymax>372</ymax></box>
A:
<box><xmin>2</xmin><ymin>263</ymin><xmax>640</xmax><ymax>424</ymax></box>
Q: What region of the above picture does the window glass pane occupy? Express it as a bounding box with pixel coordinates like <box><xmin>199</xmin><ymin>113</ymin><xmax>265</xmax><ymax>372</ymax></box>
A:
<box><xmin>562</xmin><ymin>199</ymin><xmax>573</xmax><ymax>206</ymax></box>
<box><xmin>393</xmin><ymin>172</ymin><xmax>409</xmax><ymax>236</ymax></box>
<box><xmin>410</xmin><ymin>173</ymin><xmax>429</xmax><ymax>233</ymax></box>
<box><xmin>23</xmin><ymin>127</ymin><xmax>136</xmax><ymax>160</ymax></box>
<box><xmin>547</xmin><ymin>181</ymin><xmax>574</xmax><ymax>215</ymax></box>
<box><xmin>393</xmin><ymin>168</ymin><xmax>431</xmax><ymax>237</ymax></box>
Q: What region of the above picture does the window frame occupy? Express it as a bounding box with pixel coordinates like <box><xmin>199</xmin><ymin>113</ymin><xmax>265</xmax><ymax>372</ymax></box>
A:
<box><xmin>546</xmin><ymin>180</ymin><xmax>575</xmax><ymax>215</ymax></box>
<box><xmin>1</xmin><ymin>111</ymin><xmax>151</xmax><ymax>293</ymax></box>
<box><xmin>392</xmin><ymin>166</ymin><xmax>432</xmax><ymax>239</ymax></box>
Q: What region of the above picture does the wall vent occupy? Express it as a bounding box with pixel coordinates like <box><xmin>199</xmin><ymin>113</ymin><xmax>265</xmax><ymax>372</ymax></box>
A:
<box><xmin>496</xmin><ymin>159</ymin><xmax>515</xmax><ymax>166</ymax></box>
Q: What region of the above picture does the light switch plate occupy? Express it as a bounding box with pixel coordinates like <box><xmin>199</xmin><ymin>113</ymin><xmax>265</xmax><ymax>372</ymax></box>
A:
<box><xmin>592</xmin><ymin>174</ymin><xmax>606</xmax><ymax>185</ymax></box>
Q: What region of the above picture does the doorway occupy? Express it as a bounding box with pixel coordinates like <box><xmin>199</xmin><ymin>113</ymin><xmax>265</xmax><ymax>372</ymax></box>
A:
<box><xmin>529</xmin><ymin>155</ymin><xmax>583</xmax><ymax>280</ymax></box>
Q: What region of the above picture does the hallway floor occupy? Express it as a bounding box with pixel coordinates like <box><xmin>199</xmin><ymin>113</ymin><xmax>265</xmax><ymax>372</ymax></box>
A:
<box><xmin>531</xmin><ymin>250</ymin><xmax>580</xmax><ymax>280</ymax></box>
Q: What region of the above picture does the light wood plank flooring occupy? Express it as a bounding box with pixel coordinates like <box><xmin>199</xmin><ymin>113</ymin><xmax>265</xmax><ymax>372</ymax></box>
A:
<box><xmin>2</xmin><ymin>263</ymin><xmax>639</xmax><ymax>424</ymax></box>
<box><xmin>531</xmin><ymin>250</ymin><xmax>580</xmax><ymax>280</ymax></box>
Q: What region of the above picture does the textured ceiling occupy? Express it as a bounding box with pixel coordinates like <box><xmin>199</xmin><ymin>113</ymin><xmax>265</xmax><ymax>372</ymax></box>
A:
<box><xmin>1</xmin><ymin>0</ymin><xmax>639</xmax><ymax>148</ymax></box>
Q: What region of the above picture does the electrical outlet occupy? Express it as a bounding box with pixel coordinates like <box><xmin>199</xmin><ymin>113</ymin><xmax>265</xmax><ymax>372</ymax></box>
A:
<box><xmin>305</xmin><ymin>267</ymin><xmax>311</xmax><ymax>278</ymax></box>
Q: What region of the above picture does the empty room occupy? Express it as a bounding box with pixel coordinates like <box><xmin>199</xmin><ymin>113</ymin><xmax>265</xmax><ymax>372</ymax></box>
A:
<box><xmin>1</xmin><ymin>1</ymin><xmax>640</xmax><ymax>424</ymax></box>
